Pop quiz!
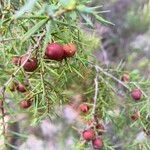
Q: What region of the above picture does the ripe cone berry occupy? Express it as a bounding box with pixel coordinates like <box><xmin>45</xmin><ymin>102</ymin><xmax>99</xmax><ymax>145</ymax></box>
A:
<box><xmin>45</xmin><ymin>43</ymin><xmax>64</xmax><ymax>60</ymax></box>
<box><xmin>131</xmin><ymin>88</ymin><xmax>142</xmax><ymax>101</ymax></box>
<box><xmin>12</xmin><ymin>56</ymin><xmax>22</xmax><ymax>66</ymax></box>
<box><xmin>21</xmin><ymin>55</ymin><xmax>38</xmax><ymax>72</ymax></box>
<box><xmin>92</xmin><ymin>138</ymin><xmax>103</xmax><ymax>149</ymax></box>
<box><xmin>79</xmin><ymin>103</ymin><xmax>89</xmax><ymax>113</ymax></box>
<box><xmin>82</xmin><ymin>129</ymin><xmax>95</xmax><ymax>141</ymax></box>
<box><xmin>16</xmin><ymin>83</ymin><xmax>26</xmax><ymax>93</ymax></box>
<box><xmin>121</xmin><ymin>73</ymin><xmax>130</xmax><ymax>82</ymax></box>
<box><xmin>63</xmin><ymin>43</ymin><xmax>77</xmax><ymax>58</ymax></box>
<box><xmin>20</xmin><ymin>100</ymin><xmax>32</xmax><ymax>109</ymax></box>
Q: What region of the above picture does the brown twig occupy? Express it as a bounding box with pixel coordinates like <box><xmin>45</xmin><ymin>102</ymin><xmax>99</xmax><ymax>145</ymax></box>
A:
<box><xmin>1</xmin><ymin>87</ymin><xmax>6</xmax><ymax>135</ymax></box>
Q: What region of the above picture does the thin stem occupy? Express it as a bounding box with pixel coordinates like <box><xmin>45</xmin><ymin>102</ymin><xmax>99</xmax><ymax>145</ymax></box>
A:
<box><xmin>0</xmin><ymin>38</ymin><xmax>19</xmax><ymax>43</ymax></box>
<box><xmin>53</xmin><ymin>9</ymin><xmax>68</xmax><ymax>18</ymax></box>
<box><xmin>89</xmin><ymin>62</ymin><xmax>149</xmax><ymax>99</ymax></box>
<box><xmin>92</xmin><ymin>66</ymin><xmax>99</xmax><ymax>117</ymax></box>
<box><xmin>89</xmin><ymin>63</ymin><xmax>130</xmax><ymax>90</ymax></box>
<box><xmin>1</xmin><ymin>87</ymin><xmax>6</xmax><ymax>135</ymax></box>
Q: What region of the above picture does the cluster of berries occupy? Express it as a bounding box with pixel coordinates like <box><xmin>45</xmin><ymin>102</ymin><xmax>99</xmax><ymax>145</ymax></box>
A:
<box><xmin>77</xmin><ymin>73</ymin><xmax>143</xmax><ymax>149</ymax></box>
<box><xmin>78</xmin><ymin>103</ymin><xmax>104</xmax><ymax>149</ymax></box>
<box><xmin>121</xmin><ymin>73</ymin><xmax>142</xmax><ymax>102</ymax></box>
<box><xmin>13</xmin><ymin>42</ymin><xmax>77</xmax><ymax>70</ymax></box>
<box><xmin>11</xmin><ymin>42</ymin><xmax>77</xmax><ymax>109</ymax></box>
<box><xmin>121</xmin><ymin>73</ymin><xmax>143</xmax><ymax>121</ymax></box>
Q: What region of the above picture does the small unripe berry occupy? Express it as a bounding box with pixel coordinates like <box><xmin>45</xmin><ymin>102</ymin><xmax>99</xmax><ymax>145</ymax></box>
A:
<box><xmin>63</xmin><ymin>43</ymin><xmax>77</xmax><ymax>58</ymax></box>
<box><xmin>92</xmin><ymin>138</ymin><xmax>103</xmax><ymax>149</ymax></box>
<box><xmin>12</xmin><ymin>56</ymin><xmax>21</xmax><ymax>66</ymax></box>
<box><xmin>131</xmin><ymin>88</ymin><xmax>142</xmax><ymax>101</ymax></box>
<box><xmin>16</xmin><ymin>83</ymin><xmax>26</xmax><ymax>93</ymax></box>
<box><xmin>21</xmin><ymin>56</ymin><xmax>38</xmax><ymax>72</ymax></box>
<box><xmin>96</xmin><ymin>124</ymin><xmax>105</xmax><ymax>135</ymax></box>
<box><xmin>9</xmin><ymin>82</ymin><xmax>17</xmax><ymax>92</ymax></box>
<box><xmin>131</xmin><ymin>115</ymin><xmax>138</xmax><ymax>121</ymax></box>
<box><xmin>131</xmin><ymin>111</ymin><xmax>140</xmax><ymax>121</ymax></box>
<box><xmin>45</xmin><ymin>43</ymin><xmax>64</xmax><ymax>61</ymax></box>
<box><xmin>82</xmin><ymin>129</ymin><xmax>95</xmax><ymax>141</ymax></box>
<box><xmin>121</xmin><ymin>73</ymin><xmax>130</xmax><ymax>82</ymax></box>
<box><xmin>87</xmin><ymin>120</ymin><xmax>94</xmax><ymax>126</ymax></box>
<box><xmin>79</xmin><ymin>103</ymin><xmax>89</xmax><ymax>113</ymax></box>
<box><xmin>20</xmin><ymin>100</ymin><xmax>32</xmax><ymax>109</ymax></box>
